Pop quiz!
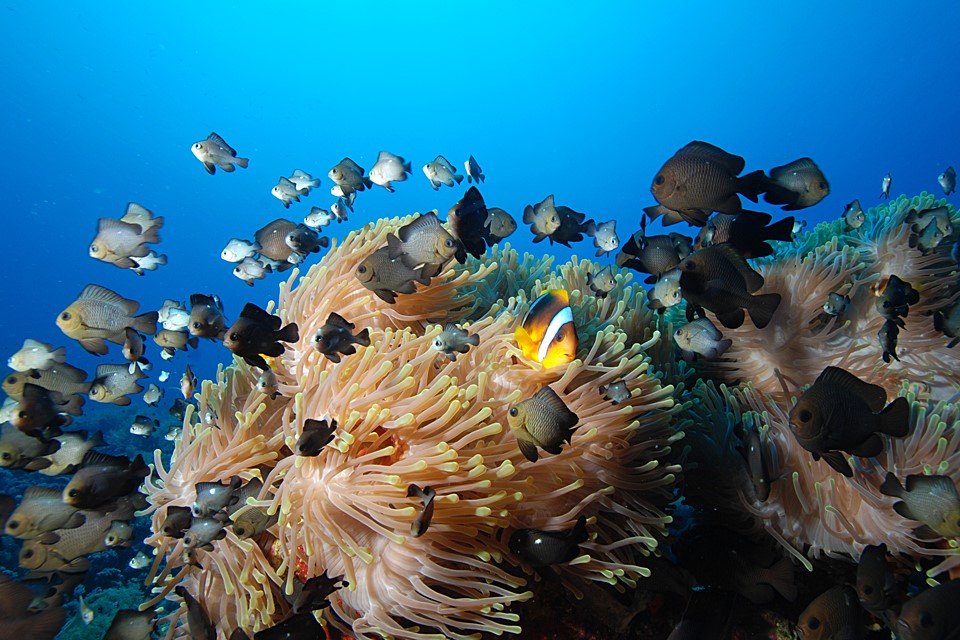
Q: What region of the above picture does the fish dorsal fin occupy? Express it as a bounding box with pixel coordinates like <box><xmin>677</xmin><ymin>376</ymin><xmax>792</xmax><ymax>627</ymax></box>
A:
<box><xmin>240</xmin><ymin>303</ymin><xmax>281</xmax><ymax>330</ymax></box>
<box><xmin>97</xmin><ymin>217</ymin><xmax>141</xmax><ymax>235</ymax></box>
<box><xmin>815</xmin><ymin>366</ymin><xmax>887</xmax><ymax>412</ymax></box>
<box><xmin>78</xmin><ymin>284</ymin><xmax>139</xmax><ymax>316</ymax></box>
<box><xmin>120</xmin><ymin>202</ymin><xmax>159</xmax><ymax>230</ymax></box>
<box><xmin>208</xmin><ymin>132</ymin><xmax>236</xmax><ymax>156</ymax></box>
<box><xmin>46</xmin><ymin>362</ymin><xmax>88</xmax><ymax>383</ymax></box>
<box><xmin>398</xmin><ymin>212</ymin><xmax>441</xmax><ymax>242</ymax></box>
<box><xmin>532</xmin><ymin>386</ymin><xmax>578</xmax><ymax>426</ymax></box>
<box><xmin>189</xmin><ymin>293</ymin><xmax>218</xmax><ymax>309</ymax></box>
<box><xmin>22</xmin><ymin>486</ymin><xmax>63</xmax><ymax>501</ymax></box>
<box><xmin>691</xmin><ymin>318</ymin><xmax>723</xmax><ymax>340</ymax></box>
<box><xmin>770</xmin><ymin>157</ymin><xmax>818</xmax><ymax>179</ymax></box>
<box><xmin>95</xmin><ymin>364</ymin><xmax>133</xmax><ymax>378</ymax></box>
<box><xmin>325</xmin><ymin>312</ymin><xmax>354</xmax><ymax>331</ymax></box>
<box><xmin>338</xmin><ymin>157</ymin><xmax>364</xmax><ymax>175</ymax></box>
<box><xmin>711</xmin><ymin>244</ymin><xmax>765</xmax><ymax>292</ymax></box>
<box><xmin>540</xmin><ymin>194</ymin><xmax>555</xmax><ymax>211</ymax></box>
<box><xmin>678</xmin><ymin>141</ymin><xmax>746</xmax><ymax>175</ymax></box>
<box><xmin>80</xmin><ymin>450</ymin><xmax>131</xmax><ymax>469</ymax></box>
<box><xmin>291</xmin><ymin>169</ymin><xmax>308</xmax><ymax>179</ymax></box>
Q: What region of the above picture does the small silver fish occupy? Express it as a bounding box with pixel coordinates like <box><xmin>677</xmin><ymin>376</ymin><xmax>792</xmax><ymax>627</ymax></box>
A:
<box><xmin>842</xmin><ymin>199</ymin><xmax>865</xmax><ymax>230</ymax></box>
<box><xmin>331</xmin><ymin>198</ymin><xmax>349</xmax><ymax>222</ymax></box>
<box><xmin>288</xmin><ymin>169</ymin><xmax>320</xmax><ymax>192</ymax></box>
<box><xmin>104</xmin><ymin>520</ymin><xmax>135</xmax><ymax>547</ymax></box>
<box><xmin>191</xmin><ymin>132</ymin><xmax>248</xmax><ymax>174</ymax></box>
<box><xmin>233</xmin><ymin>257</ymin><xmax>272</xmax><ymax>286</ymax></box>
<box><xmin>369</xmin><ymin>150</ymin><xmax>411</xmax><ymax>192</ymax></box>
<box><xmin>158</xmin><ymin>370</ymin><xmax>170</xmax><ymax>383</ymax></box>
<box><xmin>7</xmin><ymin>339</ymin><xmax>66</xmax><ymax>372</ymax></box>
<box><xmin>159</xmin><ymin>300</ymin><xmax>190</xmax><ymax>332</ymax></box>
<box><xmin>822</xmin><ymin>292</ymin><xmax>851</xmax><ymax>316</ymax></box>
<box><xmin>256</xmin><ymin>368</ymin><xmax>281</xmax><ymax>399</ymax></box>
<box><xmin>432</xmin><ymin>323</ymin><xmax>479</xmax><ymax>361</ymax></box>
<box><xmin>422</xmin><ymin>155</ymin><xmax>463</xmax><ymax>190</ymax></box>
<box><xmin>182</xmin><ymin>516</ymin><xmax>227</xmax><ymax>550</ymax></box>
<box><xmin>130</xmin><ymin>415</ymin><xmax>158</xmax><ymax>437</ymax></box>
<box><xmin>221</xmin><ymin>239</ymin><xmax>260</xmax><ymax>263</ymax></box>
<box><xmin>130</xmin><ymin>251</ymin><xmax>167</xmax><ymax>276</ymax></box>
<box><xmin>598</xmin><ymin>380</ymin><xmax>630</xmax><ymax>404</ymax></box>
<box><xmin>464</xmin><ymin>155</ymin><xmax>484</xmax><ymax>184</ymax></box>
<box><xmin>272</xmin><ymin>177</ymin><xmax>306</xmax><ymax>208</ymax></box>
<box><xmin>129</xmin><ymin>549</ymin><xmax>152</xmax><ymax>569</ymax></box>
<box><xmin>880</xmin><ymin>172</ymin><xmax>892</xmax><ymax>199</ymax></box>
<box><xmin>587</xmin><ymin>265</ymin><xmax>617</xmax><ymax>299</ymax></box>
<box><xmin>304</xmin><ymin>207</ymin><xmax>334</xmax><ymax>229</ymax></box>
<box><xmin>648</xmin><ymin>269</ymin><xmax>683</xmax><ymax>312</ymax></box>
<box><xmin>193</xmin><ymin>476</ymin><xmax>242</xmax><ymax>518</ymax></box>
<box><xmin>585</xmin><ymin>220</ymin><xmax>619</xmax><ymax>257</ymax></box>
<box><xmin>908</xmin><ymin>220</ymin><xmax>946</xmax><ymax>255</ymax></box>
<box><xmin>674</xmin><ymin>317</ymin><xmax>733</xmax><ymax>362</ymax></box>
<box><xmin>939</xmin><ymin>166</ymin><xmax>956</xmax><ymax>196</ymax></box>
<box><xmin>79</xmin><ymin>594</ymin><xmax>94</xmax><ymax>624</ymax></box>
<box><xmin>165</xmin><ymin>425</ymin><xmax>182</xmax><ymax>442</ymax></box>
<box><xmin>142</xmin><ymin>383</ymin><xmax>163</xmax><ymax>407</ymax></box>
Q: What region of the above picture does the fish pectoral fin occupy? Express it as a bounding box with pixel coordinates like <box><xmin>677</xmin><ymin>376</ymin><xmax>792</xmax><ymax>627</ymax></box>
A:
<box><xmin>541</xmin><ymin>443</ymin><xmax>564</xmax><ymax>455</ymax></box>
<box><xmin>516</xmin><ymin>438</ymin><xmax>539</xmax><ymax>462</ymax></box>
<box><xmin>892</xmin><ymin>500</ymin><xmax>918</xmax><ymax>522</ymax></box>
<box><xmin>203</xmin><ymin>162</ymin><xmax>216</xmax><ymax>175</ymax></box>
<box><xmin>79</xmin><ymin>338</ymin><xmax>109</xmax><ymax>355</ymax></box>
<box><xmin>818</xmin><ymin>451</ymin><xmax>853</xmax><ymax>477</ymax></box>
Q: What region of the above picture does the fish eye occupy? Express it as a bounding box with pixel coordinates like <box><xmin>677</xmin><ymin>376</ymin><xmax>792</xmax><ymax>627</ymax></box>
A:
<box><xmin>862</xmin><ymin>584</ymin><xmax>874</xmax><ymax>595</ymax></box>
<box><xmin>654</xmin><ymin>175</ymin><xmax>665</xmax><ymax>186</ymax></box>
<box><xmin>806</xmin><ymin>616</ymin><xmax>820</xmax><ymax>630</ymax></box>
<box><xmin>235</xmin><ymin>526</ymin><xmax>246</xmax><ymax>536</ymax></box>
<box><xmin>509</xmin><ymin>407</ymin><xmax>518</xmax><ymax>417</ymax></box>
<box><xmin>554</xmin><ymin>330</ymin><xmax>564</xmax><ymax>342</ymax></box>
<box><xmin>445</xmin><ymin>239</ymin><xmax>455</xmax><ymax>248</ymax></box>
<box><xmin>193</xmin><ymin>143</ymin><xmax>201</xmax><ymax>149</ymax></box>
<box><xmin>818</xmin><ymin>182</ymin><xmax>826</xmax><ymax>189</ymax></box>
<box><xmin>61</xmin><ymin>312</ymin><xmax>71</xmax><ymax>321</ymax></box>
<box><xmin>797</xmin><ymin>409</ymin><xmax>812</xmax><ymax>422</ymax></box>
<box><xmin>674</xmin><ymin>329</ymin><xmax>682</xmax><ymax>336</ymax></box>
<box><xmin>920</xmin><ymin>611</ymin><xmax>934</xmax><ymax>628</ymax></box>
<box><xmin>7</xmin><ymin>520</ymin><xmax>17</xmax><ymax>529</ymax></box>
<box><xmin>230</xmin><ymin>332</ymin><xmax>240</xmax><ymax>342</ymax></box>
<box><xmin>433</xmin><ymin>339</ymin><xmax>443</xmax><ymax>348</ymax></box>
<box><xmin>193</xmin><ymin>322</ymin><xmax>201</xmax><ymax>328</ymax></box>
<box><xmin>6</xmin><ymin>376</ymin><xmax>15</xmax><ymax>384</ymax></box>
<box><xmin>90</xmin><ymin>244</ymin><xmax>98</xmax><ymax>252</ymax></box>
<box><xmin>23</xmin><ymin>549</ymin><xmax>33</xmax><ymax>558</ymax></box>
<box><xmin>17</xmin><ymin>411</ymin><xmax>26</xmax><ymax>419</ymax></box>
<box><xmin>550</xmin><ymin>216</ymin><xmax>559</xmax><ymax>224</ymax></box>
<box><xmin>68</xmin><ymin>489</ymin><xmax>79</xmax><ymax>498</ymax></box>
<box><xmin>357</xmin><ymin>265</ymin><xmax>367</xmax><ymax>274</ymax></box>
<box><xmin>1</xmin><ymin>453</ymin><xmax>9</xmax><ymax>460</ymax></box>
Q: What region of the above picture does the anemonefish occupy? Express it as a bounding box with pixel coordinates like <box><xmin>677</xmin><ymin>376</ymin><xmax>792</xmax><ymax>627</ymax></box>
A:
<box><xmin>515</xmin><ymin>289</ymin><xmax>577</xmax><ymax>367</ymax></box>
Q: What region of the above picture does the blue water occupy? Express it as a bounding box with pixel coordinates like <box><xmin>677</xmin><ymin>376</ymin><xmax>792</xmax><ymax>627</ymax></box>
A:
<box><xmin>0</xmin><ymin>1</ymin><xmax>957</xmax><ymax>633</ymax></box>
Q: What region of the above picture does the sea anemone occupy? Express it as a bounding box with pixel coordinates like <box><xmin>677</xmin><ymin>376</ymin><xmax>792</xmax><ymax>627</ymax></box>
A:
<box><xmin>143</xmin><ymin>214</ymin><xmax>683</xmax><ymax>639</ymax></box>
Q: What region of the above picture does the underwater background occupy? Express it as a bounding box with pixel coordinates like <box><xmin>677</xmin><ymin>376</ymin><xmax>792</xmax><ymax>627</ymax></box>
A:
<box><xmin>1</xmin><ymin>1</ymin><xmax>959</xmax><ymax>639</ymax></box>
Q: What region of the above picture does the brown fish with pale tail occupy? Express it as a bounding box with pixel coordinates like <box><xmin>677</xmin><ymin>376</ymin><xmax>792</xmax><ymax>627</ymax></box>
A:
<box><xmin>121</xmin><ymin>328</ymin><xmax>148</xmax><ymax>373</ymax></box>
<box><xmin>253</xmin><ymin>219</ymin><xmax>299</xmax><ymax>269</ymax></box>
<box><xmin>62</xmin><ymin>451</ymin><xmax>149</xmax><ymax>509</ymax></box>
<box><xmin>56</xmin><ymin>284</ymin><xmax>158</xmax><ymax>355</ymax></box>
<box><xmin>3</xmin><ymin>363</ymin><xmax>90</xmax><ymax>409</ymax></box>
<box><xmin>188</xmin><ymin>293</ymin><xmax>227</xmax><ymax>339</ymax></box>
<box><xmin>37</xmin><ymin>430</ymin><xmax>105</xmax><ymax>476</ymax></box>
<box><xmin>678</xmin><ymin>244</ymin><xmax>781</xmax><ymax>329</ymax></box>
<box><xmin>89</xmin><ymin>364</ymin><xmax>146</xmax><ymax>406</ymax></box>
<box><xmin>10</xmin><ymin>384</ymin><xmax>71</xmax><ymax>434</ymax></box>
<box><xmin>311</xmin><ymin>312</ymin><xmax>370</xmax><ymax>363</ymax></box>
<box><xmin>617</xmin><ymin>231</ymin><xmax>693</xmax><ymax>284</ymax></box>
<box><xmin>223</xmin><ymin>303</ymin><xmax>299</xmax><ymax>370</ymax></box>
<box><xmin>645</xmin><ymin>140</ymin><xmax>768</xmax><ymax>226</ymax></box>
<box><xmin>191</xmin><ymin>132</ymin><xmax>248</xmax><ymax>174</ymax></box>
<box><xmin>386</xmin><ymin>211</ymin><xmax>460</xmax><ymax>273</ymax></box>
<box><xmin>0</xmin><ymin>422</ymin><xmax>57</xmax><ymax>471</ymax></box>
<box><xmin>484</xmin><ymin>206</ymin><xmax>517</xmax><ymax>241</ymax></box>
<box><xmin>507</xmin><ymin>386</ymin><xmax>579</xmax><ymax>462</ymax></box>
<box><xmin>789</xmin><ymin>366</ymin><xmax>909</xmax><ymax>477</ymax></box>
<box><xmin>0</xmin><ymin>575</ymin><xmax>66</xmax><ymax>640</ymax></box>
<box><xmin>88</xmin><ymin>203</ymin><xmax>163</xmax><ymax>269</ymax></box>
<box><xmin>355</xmin><ymin>247</ymin><xmax>432</xmax><ymax>304</ymax></box>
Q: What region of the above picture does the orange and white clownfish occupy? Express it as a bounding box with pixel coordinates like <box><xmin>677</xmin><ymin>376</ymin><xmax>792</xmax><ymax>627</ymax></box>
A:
<box><xmin>515</xmin><ymin>289</ymin><xmax>577</xmax><ymax>368</ymax></box>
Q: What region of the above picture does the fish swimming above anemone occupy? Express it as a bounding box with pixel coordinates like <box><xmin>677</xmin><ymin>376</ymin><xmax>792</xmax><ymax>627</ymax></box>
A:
<box><xmin>644</xmin><ymin>140</ymin><xmax>769</xmax><ymax>226</ymax></box>
<box><xmin>515</xmin><ymin>289</ymin><xmax>577</xmax><ymax>368</ymax></box>
<box><xmin>56</xmin><ymin>284</ymin><xmax>158</xmax><ymax>355</ymax></box>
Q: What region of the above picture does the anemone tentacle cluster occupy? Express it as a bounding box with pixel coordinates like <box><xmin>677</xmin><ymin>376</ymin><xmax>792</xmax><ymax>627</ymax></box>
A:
<box><xmin>681</xmin><ymin>194</ymin><xmax>960</xmax><ymax>576</ymax></box>
<box><xmin>144</xmin><ymin>214</ymin><xmax>683</xmax><ymax>639</ymax></box>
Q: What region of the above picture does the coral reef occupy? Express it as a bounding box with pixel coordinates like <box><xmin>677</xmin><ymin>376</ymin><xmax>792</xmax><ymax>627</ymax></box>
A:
<box><xmin>143</xmin><ymin>215</ymin><xmax>683</xmax><ymax>639</ymax></box>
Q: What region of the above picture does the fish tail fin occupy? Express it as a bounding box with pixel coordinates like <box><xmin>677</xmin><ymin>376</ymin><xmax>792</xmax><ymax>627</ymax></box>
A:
<box><xmin>765</xmin><ymin>216</ymin><xmax>796</xmax><ymax>242</ymax></box>
<box><xmin>154</xmin><ymin>254</ymin><xmax>168</xmax><ymax>266</ymax></box>
<box><xmin>760</xmin><ymin>181</ymin><xmax>801</xmax><ymax>208</ymax></box>
<box><xmin>61</xmin><ymin>393</ymin><xmax>85</xmax><ymax>416</ymax></box>
<box><xmin>766</xmin><ymin>557</ymin><xmax>798</xmax><ymax>602</ymax></box>
<box><xmin>403</xmin><ymin>161</ymin><xmax>412</xmax><ymax>173</ymax></box>
<box><xmin>51</xmin><ymin>346</ymin><xmax>67</xmax><ymax>364</ymax></box>
<box><xmin>276</xmin><ymin>322</ymin><xmax>300</xmax><ymax>344</ymax></box>
<box><xmin>188</xmin><ymin>336</ymin><xmax>199</xmax><ymax>349</ymax></box>
<box><xmin>132</xmin><ymin>311</ymin><xmax>159</xmax><ymax>335</ymax></box>
<box><xmin>454</xmin><ymin>174</ymin><xmax>464</xmax><ymax>185</ymax></box>
<box><xmin>879</xmin><ymin>472</ymin><xmax>904</xmax><ymax>498</ymax></box>
<box><xmin>235</xmin><ymin>157</ymin><xmax>250</xmax><ymax>169</ymax></box>
<box><xmin>877</xmin><ymin>397</ymin><xmax>910</xmax><ymax>437</ymax></box>
<box><xmin>354</xmin><ymin>328</ymin><xmax>371</xmax><ymax>347</ymax></box>
<box><xmin>479</xmin><ymin>174</ymin><xmax>485</xmax><ymax>183</ymax></box>
<box><xmin>736</xmin><ymin>170</ymin><xmax>769</xmax><ymax>203</ymax></box>
<box><xmin>89</xmin><ymin>430</ymin><xmax>106</xmax><ymax>448</ymax></box>
<box><xmin>467</xmin><ymin>333</ymin><xmax>480</xmax><ymax>347</ymax></box>
<box><xmin>747</xmin><ymin>293</ymin><xmax>781</xmax><ymax>329</ymax></box>
<box><xmin>129</xmin><ymin>453</ymin><xmax>149</xmax><ymax>477</ymax></box>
